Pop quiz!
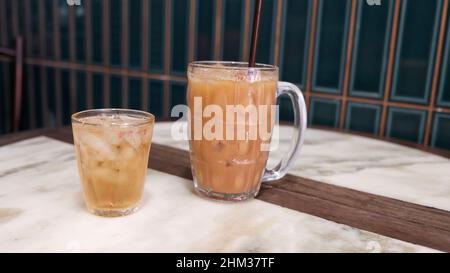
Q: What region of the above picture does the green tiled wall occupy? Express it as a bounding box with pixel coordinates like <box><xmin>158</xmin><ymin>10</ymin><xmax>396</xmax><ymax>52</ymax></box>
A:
<box><xmin>432</xmin><ymin>113</ymin><xmax>450</xmax><ymax>150</ymax></box>
<box><xmin>255</xmin><ymin>0</ymin><xmax>276</xmax><ymax>64</ymax></box>
<box><xmin>196</xmin><ymin>0</ymin><xmax>214</xmax><ymax>61</ymax></box>
<box><xmin>280</xmin><ymin>0</ymin><xmax>310</xmax><ymax>88</ymax></box>
<box><xmin>438</xmin><ymin>4</ymin><xmax>450</xmax><ymax>108</ymax></box>
<box><xmin>312</xmin><ymin>0</ymin><xmax>350</xmax><ymax>93</ymax></box>
<box><xmin>128</xmin><ymin>77</ymin><xmax>142</xmax><ymax>109</ymax></box>
<box><xmin>345</xmin><ymin>103</ymin><xmax>381</xmax><ymax>134</ymax></box>
<box><xmin>91</xmin><ymin>0</ymin><xmax>103</xmax><ymax>64</ymax></box>
<box><xmin>309</xmin><ymin>98</ymin><xmax>341</xmax><ymax>128</ymax></box>
<box><xmin>47</xmin><ymin>67</ymin><xmax>57</xmax><ymax>126</ymax></box>
<box><xmin>109</xmin><ymin>0</ymin><xmax>122</xmax><ymax>66</ymax></box>
<box><xmin>390</xmin><ymin>0</ymin><xmax>441</xmax><ymax>104</ymax></box>
<box><xmin>349</xmin><ymin>0</ymin><xmax>391</xmax><ymax>98</ymax></box>
<box><xmin>387</xmin><ymin>107</ymin><xmax>427</xmax><ymax>143</ymax></box>
<box><xmin>0</xmin><ymin>0</ymin><xmax>449</xmax><ymax>151</ymax></box>
<box><xmin>222</xmin><ymin>0</ymin><xmax>244</xmax><ymax>61</ymax></box>
<box><xmin>109</xmin><ymin>76</ymin><xmax>122</xmax><ymax>108</ymax></box>
<box><xmin>170</xmin><ymin>82</ymin><xmax>187</xmax><ymax>111</ymax></box>
<box><xmin>60</xmin><ymin>69</ymin><xmax>71</xmax><ymax>125</ymax></box>
<box><xmin>148</xmin><ymin>80</ymin><xmax>164</xmax><ymax>118</ymax></box>
<box><xmin>171</xmin><ymin>0</ymin><xmax>189</xmax><ymax>74</ymax></box>
<box><xmin>92</xmin><ymin>73</ymin><xmax>104</xmax><ymax>109</ymax></box>
<box><xmin>149</xmin><ymin>0</ymin><xmax>165</xmax><ymax>71</ymax></box>
<box><xmin>0</xmin><ymin>64</ymin><xmax>7</xmax><ymax>133</ymax></box>
<box><xmin>76</xmin><ymin>71</ymin><xmax>87</xmax><ymax>112</ymax></box>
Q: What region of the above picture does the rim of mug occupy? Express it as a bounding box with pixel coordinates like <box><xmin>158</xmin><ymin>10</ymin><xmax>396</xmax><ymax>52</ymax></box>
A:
<box><xmin>189</xmin><ymin>61</ymin><xmax>279</xmax><ymax>72</ymax></box>
<box><xmin>71</xmin><ymin>108</ymin><xmax>155</xmax><ymax>127</ymax></box>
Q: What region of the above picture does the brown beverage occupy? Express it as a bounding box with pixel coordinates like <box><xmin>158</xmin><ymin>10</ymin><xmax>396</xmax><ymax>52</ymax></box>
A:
<box><xmin>72</xmin><ymin>109</ymin><xmax>154</xmax><ymax>216</ymax></box>
<box><xmin>187</xmin><ymin>62</ymin><xmax>279</xmax><ymax>201</ymax></box>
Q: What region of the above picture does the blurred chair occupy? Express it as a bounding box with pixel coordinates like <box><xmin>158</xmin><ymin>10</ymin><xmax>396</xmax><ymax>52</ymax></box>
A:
<box><xmin>0</xmin><ymin>37</ymin><xmax>24</xmax><ymax>132</ymax></box>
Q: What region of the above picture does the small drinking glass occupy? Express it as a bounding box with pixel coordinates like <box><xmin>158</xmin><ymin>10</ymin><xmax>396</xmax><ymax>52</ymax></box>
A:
<box><xmin>72</xmin><ymin>109</ymin><xmax>154</xmax><ymax>217</ymax></box>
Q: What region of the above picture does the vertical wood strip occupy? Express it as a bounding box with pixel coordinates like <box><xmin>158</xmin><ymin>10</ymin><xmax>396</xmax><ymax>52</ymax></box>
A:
<box><xmin>163</xmin><ymin>0</ymin><xmax>172</xmax><ymax>120</ymax></box>
<box><xmin>85</xmin><ymin>0</ymin><xmax>93</xmax><ymax>63</ymax></box>
<box><xmin>12</xmin><ymin>37</ymin><xmax>24</xmax><ymax>132</ymax></box>
<box><xmin>142</xmin><ymin>0</ymin><xmax>149</xmax><ymax>71</ymax></box>
<box><xmin>188</xmin><ymin>0</ymin><xmax>197</xmax><ymax>62</ymax></box>
<box><xmin>102</xmin><ymin>0</ymin><xmax>110</xmax><ymax>67</ymax></box>
<box><xmin>38</xmin><ymin>0</ymin><xmax>49</xmax><ymax>127</ymax></box>
<box><xmin>39</xmin><ymin>68</ymin><xmax>48</xmax><ymax>127</ymax></box>
<box><xmin>142</xmin><ymin>81</ymin><xmax>149</xmax><ymax>111</ymax></box>
<box><xmin>53</xmin><ymin>0</ymin><xmax>61</xmax><ymax>59</ymax></box>
<box><xmin>121</xmin><ymin>0</ymin><xmax>128</xmax><ymax>68</ymax></box>
<box><xmin>68</xmin><ymin>6</ymin><xmax>76</xmax><ymax>61</ymax></box>
<box><xmin>70</xmin><ymin>69</ymin><xmax>77</xmax><ymax>116</ymax></box>
<box><xmin>102</xmin><ymin>0</ymin><xmax>110</xmax><ymax>107</ymax></box>
<box><xmin>103</xmin><ymin>74</ymin><xmax>110</xmax><ymax>108</ymax></box>
<box><xmin>379</xmin><ymin>0</ymin><xmax>402</xmax><ymax>137</ymax></box>
<box><xmin>24</xmin><ymin>0</ymin><xmax>36</xmax><ymax>128</ymax></box>
<box><xmin>121</xmin><ymin>0</ymin><xmax>129</xmax><ymax>108</ymax></box>
<box><xmin>54</xmin><ymin>69</ymin><xmax>63</xmax><ymax>126</ymax></box>
<box><xmin>142</xmin><ymin>79</ymin><xmax>148</xmax><ymax>111</ymax></box>
<box><xmin>52</xmin><ymin>1</ymin><xmax>61</xmax><ymax>58</ymax></box>
<box><xmin>24</xmin><ymin>0</ymin><xmax>33</xmax><ymax>56</ymax></box>
<box><xmin>26</xmin><ymin>66</ymin><xmax>36</xmax><ymax>128</ymax></box>
<box><xmin>142</xmin><ymin>0</ymin><xmax>149</xmax><ymax>111</ymax></box>
<box><xmin>68</xmin><ymin>4</ymin><xmax>77</xmax><ymax>115</ymax></box>
<box><xmin>273</xmin><ymin>0</ymin><xmax>284</xmax><ymax>66</ymax></box>
<box><xmin>0</xmin><ymin>0</ymin><xmax>14</xmax><ymax>132</ymax></box>
<box><xmin>242</xmin><ymin>0</ymin><xmax>252</xmax><ymax>62</ymax></box>
<box><xmin>214</xmin><ymin>0</ymin><xmax>223</xmax><ymax>60</ymax></box>
<box><xmin>86</xmin><ymin>72</ymin><xmax>93</xmax><ymax>109</ymax></box>
<box><xmin>85</xmin><ymin>0</ymin><xmax>93</xmax><ymax>109</ymax></box>
<box><xmin>122</xmin><ymin>77</ymin><xmax>128</xmax><ymax>108</ymax></box>
<box><xmin>424</xmin><ymin>0</ymin><xmax>449</xmax><ymax>145</ymax></box>
<box><xmin>339</xmin><ymin>0</ymin><xmax>358</xmax><ymax>129</ymax></box>
<box><xmin>0</xmin><ymin>0</ymin><xmax>6</xmax><ymax>131</ymax></box>
<box><xmin>53</xmin><ymin>0</ymin><xmax>62</xmax><ymax>126</ymax></box>
<box><xmin>11</xmin><ymin>0</ymin><xmax>19</xmax><ymax>37</ymax></box>
<box><xmin>305</xmin><ymin>0</ymin><xmax>319</xmax><ymax>109</ymax></box>
<box><xmin>3</xmin><ymin>65</ymin><xmax>11</xmax><ymax>132</ymax></box>
<box><xmin>0</xmin><ymin>0</ymin><xmax>7</xmax><ymax>46</ymax></box>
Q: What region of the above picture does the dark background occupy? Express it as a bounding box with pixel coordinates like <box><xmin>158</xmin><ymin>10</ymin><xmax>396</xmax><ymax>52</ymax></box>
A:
<box><xmin>0</xmin><ymin>0</ymin><xmax>449</xmax><ymax>150</ymax></box>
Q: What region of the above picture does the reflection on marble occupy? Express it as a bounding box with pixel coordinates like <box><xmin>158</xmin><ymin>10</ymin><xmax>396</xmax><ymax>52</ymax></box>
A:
<box><xmin>0</xmin><ymin>137</ymin><xmax>437</xmax><ymax>252</ymax></box>
<box><xmin>152</xmin><ymin>122</ymin><xmax>450</xmax><ymax>212</ymax></box>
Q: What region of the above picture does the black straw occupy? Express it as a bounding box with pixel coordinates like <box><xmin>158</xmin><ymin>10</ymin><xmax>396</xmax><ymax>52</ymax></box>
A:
<box><xmin>248</xmin><ymin>0</ymin><xmax>263</xmax><ymax>67</ymax></box>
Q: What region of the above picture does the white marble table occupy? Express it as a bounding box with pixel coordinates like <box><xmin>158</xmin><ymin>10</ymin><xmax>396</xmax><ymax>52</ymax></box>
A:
<box><xmin>0</xmin><ymin>123</ymin><xmax>448</xmax><ymax>253</ymax></box>
<box><xmin>154</xmin><ymin>122</ymin><xmax>450</xmax><ymax>212</ymax></box>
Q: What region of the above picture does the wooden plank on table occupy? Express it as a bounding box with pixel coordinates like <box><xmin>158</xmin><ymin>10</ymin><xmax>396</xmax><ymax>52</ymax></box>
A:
<box><xmin>0</xmin><ymin>127</ymin><xmax>449</xmax><ymax>252</ymax></box>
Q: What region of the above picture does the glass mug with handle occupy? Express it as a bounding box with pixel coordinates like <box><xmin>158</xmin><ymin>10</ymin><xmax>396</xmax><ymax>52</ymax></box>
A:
<box><xmin>187</xmin><ymin>61</ymin><xmax>307</xmax><ymax>201</ymax></box>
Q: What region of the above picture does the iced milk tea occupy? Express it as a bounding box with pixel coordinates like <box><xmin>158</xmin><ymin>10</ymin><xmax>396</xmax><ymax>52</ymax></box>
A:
<box><xmin>187</xmin><ymin>62</ymin><xmax>278</xmax><ymax>201</ymax></box>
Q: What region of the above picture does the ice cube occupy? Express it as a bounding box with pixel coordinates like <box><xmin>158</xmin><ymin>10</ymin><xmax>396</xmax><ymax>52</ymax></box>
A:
<box><xmin>92</xmin><ymin>166</ymin><xmax>117</xmax><ymax>184</ymax></box>
<box><xmin>78</xmin><ymin>132</ymin><xmax>116</xmax><ymax>159</ymax></box>
<box><xmin>120</xmin><ymin>145</ymin><xmax>136</xmax><ymax>160</ymax></box>
<box><xmin>123</xmin><ymin>129</ymin><xmax>142</xmax><ymax>149</ymax></box>
<box><xmin>104</xmin><ymin>130</ymin><xmax>122</xmax><ymax>145</ymax></box>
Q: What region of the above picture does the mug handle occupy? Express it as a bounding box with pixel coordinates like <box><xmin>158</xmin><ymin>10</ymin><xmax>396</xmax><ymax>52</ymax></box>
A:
<box><xmin>262</xmin><ymin>81</ymin><xmax>307</xmax><ymax>182</ymax></box>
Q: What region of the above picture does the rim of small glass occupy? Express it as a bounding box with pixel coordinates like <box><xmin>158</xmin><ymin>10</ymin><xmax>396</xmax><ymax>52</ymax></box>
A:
<box><xmin>188</xmin><ymin>61</ymin><xmax>279</xmax><ymax>72</ymax></box>
<box><xmin>71</xmin><ymin>108</ymin><xmax>155</xmax><ymax>127</ymax></box>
